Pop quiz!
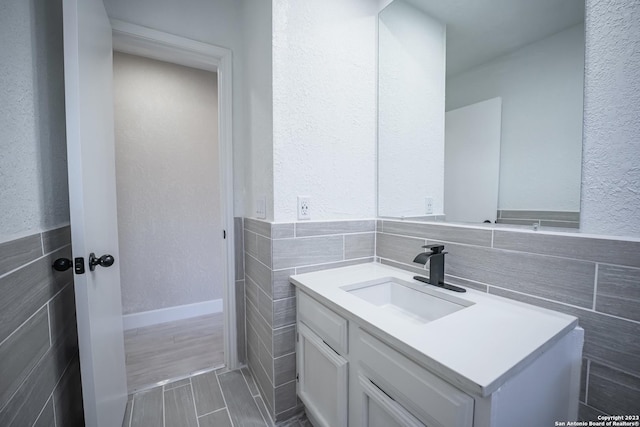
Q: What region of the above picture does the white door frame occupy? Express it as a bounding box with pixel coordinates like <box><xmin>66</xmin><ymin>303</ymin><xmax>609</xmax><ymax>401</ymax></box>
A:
<box><xmin>110</xmin><ymin>20</ymin><xmax>238</xmax><ymax>370</ymax></box>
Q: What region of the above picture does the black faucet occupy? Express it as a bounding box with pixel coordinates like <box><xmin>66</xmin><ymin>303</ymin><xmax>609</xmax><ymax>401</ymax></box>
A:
<box><xmin>413</xmin><ymin>244</ymin><xmax>466</xmax><ymax>293</ymax></box>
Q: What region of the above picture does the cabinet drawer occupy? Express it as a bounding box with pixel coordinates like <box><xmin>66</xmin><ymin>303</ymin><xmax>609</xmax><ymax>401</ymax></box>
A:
<box><xmin>356</xmin><ymin>329</ymin><xmax>473</xmax><ymax>427</ymax></box>
<box><xmin>297</xmin><ymin>290</ymin><xmax>348</xmax><ymax>355</ymax></box>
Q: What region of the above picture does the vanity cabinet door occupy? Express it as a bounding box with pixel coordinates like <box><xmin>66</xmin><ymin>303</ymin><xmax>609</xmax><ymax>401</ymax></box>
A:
<box><xmin>355</xmin><ymin>329</ymin><xmax>474</xmax><ymax>427</ymax></box>
<box><xmin>358</xmin><ymin>374</ymin><xmax>426</xmax><ymax>427</ymax></box>
<box><xmin>297</xmin><ymin>322</ymin><xmax>348</xmax><ymax>427</ymax></box>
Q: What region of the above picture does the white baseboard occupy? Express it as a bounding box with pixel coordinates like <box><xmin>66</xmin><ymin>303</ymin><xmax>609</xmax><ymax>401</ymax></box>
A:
<box><xmin>123</xmin><ymin>299</ymin><xmax>223</xmax><ymax>331</ymax></box>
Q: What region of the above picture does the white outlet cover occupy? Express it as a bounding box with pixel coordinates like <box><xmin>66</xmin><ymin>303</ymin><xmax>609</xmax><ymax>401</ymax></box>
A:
<box><xmin>425</xmin><ymin>197</ymin><xmax>434</xmax><ymax>214</ymax></box>
<box><xmin>298</xmin><ymin>196</ymin><xmax>311</xmax><ymax>220</ymax></box>
<box><xmin>256</xmin><ymin>197</ymin><xmax>266</xmax><ymax>219</ymax></box>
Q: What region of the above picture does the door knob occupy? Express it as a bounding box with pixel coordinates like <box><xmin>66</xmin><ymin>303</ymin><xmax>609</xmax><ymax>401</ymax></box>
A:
<box><xmin>52</xmin><ymin>258</ymin><xmax>73</xmax><ymax>272</ymax></box>
<box><xmin>89</xmin><ymin>253</ymin><xmax>115</xmax><ymax>271</ymax></box>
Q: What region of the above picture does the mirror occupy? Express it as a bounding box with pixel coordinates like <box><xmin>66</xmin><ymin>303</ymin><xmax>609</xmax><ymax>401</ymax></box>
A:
<box><xmin>377</xmin><ymin>0</ymin><xmax>585</xmax><ymax>228</ymax></box>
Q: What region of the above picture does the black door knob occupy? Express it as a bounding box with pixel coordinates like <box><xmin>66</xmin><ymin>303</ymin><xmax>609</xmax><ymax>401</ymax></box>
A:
<box><xmin>52</xmin><ymin>258</ymin><xmax>73</xmax><ymax>272</ymax></box>
<box><xmin>89</xmin><ymin>253</ymin><xmax>115</xmax><ymax>271</ymax></box>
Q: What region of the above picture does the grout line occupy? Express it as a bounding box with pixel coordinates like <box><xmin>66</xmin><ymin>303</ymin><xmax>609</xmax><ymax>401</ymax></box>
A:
<box><xmin>0</xmin><ymin>302</ymin><xmax>49</xmax><ymax>348</ymax></box>
<box><xmin>486</xmin><ymin>284</ymin><xmax>640</xmax><ymax>325</ymax></box>
<box><xmin>254</xmin><ymin>395</ymin><xmax>271</xmax><ymax>427</ymax></box>
<box><xmin>240</xmin><ymin>368</ymin><xmax>257</xmax><ymax>397</ymax></box>
<box><xmin>14</xmin><ymin>354</ymin><xmax>76</xmax><ymax>420</ymax></box>
<box><xmin>188</xmin><ymin>378</ymin><xmax>201</xmax><ymax>427</ymax></box>
<box><xmin>32</xmin><ymin>394</ymin><xmax>52</xmax><ymax>427</ymax></box>
<box><xmin>289</xmin><ymin>256</ymin><xmax>374</xmax><ymax>272</ymax></box>
<box><xmin>225</xmin><ymin>409</ymin><xmax>236</xmax><ymax>427</ymax></box>
<box><xmin>52</xmin><ymin>393</ymin><xmax>58</xmax><ymax>427</ymax></box>
<box><xmin>214</xmin><ymin>371</ymin><xmax>234</xmax><ymax>427</ymax></box>
<box><xmin>374</xmin><ymin>225</ymin><xmax>378</xmax><ymax>258</ymax></box>
<box><xmin>128</xmin><ymin>396</ymin><xmax>134</xmax><ymax>427</ymax></box>
<box><xmin>47</xmin><ymin>303</ymin><xmax>53</xmax><ymax>346</ymax></box>
<box><xmin>162</xmin><ymin>384</ymin><xmax>166</xmax><ymax>427</ymax></box>
<box><xmin>198</xmin><ymin>407</ymin><xmax>227</xmax><ymax>419</ymax></box>
<box><xmin>592</xmin><ymin>264</ymin><xmax>599</xmax><ymax>311</ymax></box>
<box><xmin>0</xmin><ymin>247</ymin><xmax>54</xmax><ymax>280</ymax></box>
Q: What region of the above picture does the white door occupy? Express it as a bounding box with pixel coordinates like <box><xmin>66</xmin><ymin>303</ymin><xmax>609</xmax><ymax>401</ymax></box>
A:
<box><xmin>445</xmin><ymin>97</ymin><xmax>502</xmax><ymax>223</ymax></box>
<box><xmin>62</xmin><ymin>0</ymin><xmax>128</xmax><ymax>426</ymax></box>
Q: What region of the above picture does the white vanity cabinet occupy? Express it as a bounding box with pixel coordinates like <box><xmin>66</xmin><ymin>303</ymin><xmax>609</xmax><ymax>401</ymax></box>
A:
<box><xmin>292</xmin><ymin>264</ymin><xmax>583</xmax><ymax>427</ymax></box>
<box><xmin>297</xmin><ymin>291</ymin><xmax>349</xmax><ymax>427</ymax></box>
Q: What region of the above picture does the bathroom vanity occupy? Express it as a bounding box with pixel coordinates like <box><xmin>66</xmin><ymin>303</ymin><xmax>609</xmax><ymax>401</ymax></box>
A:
<box><xmin>290</xmin><ymin>263</ymin><xmax>583</xmax><ymax>427</ymax></box>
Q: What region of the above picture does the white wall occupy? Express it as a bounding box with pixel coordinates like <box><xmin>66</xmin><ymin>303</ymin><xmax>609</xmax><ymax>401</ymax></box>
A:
<box><xmin>271</xmin><ymin>0</ymin><xmax>379</xmax><ymax>222</ymax></box>
<box><xmin>242</xmin><ymin>0</ymin><xmax>274</xmax><ymax>221</ymax></box>
<box><xmin>113</xmin><ymin>53</ymin><xmax>222</xmax><ymax>314</ymax></box>
<box><xmin>378</xmin><ymin>0</ymin><xmax>446</xmax><ymax>217</ymax></box>
<box><xmin>103</xmin><ymin>0</ymin><xmax>247</xmax><ymax>216</ymax></box>
<box><xmin>581</xmin><ymin>0</ymin><xmax>640</xmax><ymax>237</ymax></box>
<box><xmin>446</xmin><ymin>24</ymin><xmax>584</xmax><ymax>212</ymax></box>
<box><xmin>0</xmin><ymin>0</ymin><xmax>69</xmax><ymax>241</ymax></box>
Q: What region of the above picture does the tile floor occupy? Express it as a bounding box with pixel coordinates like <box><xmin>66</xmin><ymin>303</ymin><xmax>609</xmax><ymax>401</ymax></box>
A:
<box><xmin>123</xmin><ymin>367</ymin><xmax>310</xmax><ymax>427</ymax></box>
<box><xmin>124</xmin><ymin>313</ymin><xmax>224</xmax><ymax>393</ymax></box>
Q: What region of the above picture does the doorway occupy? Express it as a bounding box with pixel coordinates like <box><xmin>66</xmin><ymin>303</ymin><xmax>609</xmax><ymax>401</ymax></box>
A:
<box><xmin>111</xmin><ymin>21</ymin><xmax>238</xmax><ymax>393</ymax></box>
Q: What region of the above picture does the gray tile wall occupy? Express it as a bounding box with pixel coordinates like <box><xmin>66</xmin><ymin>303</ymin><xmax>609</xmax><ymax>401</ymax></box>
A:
<box><xmin>243</xmin><ymin>218</ymin><xmax>375</xmax><ymax>421</ymax></box>
<box><xmin>0</xmin><ymin>226</ymin><xmax>84</xmax><ymax>427</ymax></box>
<box><xmin>496</xmin><ymin>210</ymin><xmax>580</xmax><ymax>229</ymax></box>
<box><xmin>377</xmin><ymin>219</ymin><xmax>640</xmax><ymax>419</ymax></box>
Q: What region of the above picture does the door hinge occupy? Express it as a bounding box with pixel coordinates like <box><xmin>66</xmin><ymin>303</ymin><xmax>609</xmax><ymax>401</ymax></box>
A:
<box><xmin>223</xmin><ymin>230</ymin><xmax>226</xmax><ymax>239</ymax></box>
<box><xmin>296</xmin><ymin>373</ymin><xmax>299</xmax><ymax>382</ymax></box>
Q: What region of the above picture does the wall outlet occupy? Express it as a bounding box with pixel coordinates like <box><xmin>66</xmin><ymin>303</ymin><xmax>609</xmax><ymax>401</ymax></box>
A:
<box><xmin>425</xmin><ymin>197</ymin><xmax>434</xmax><ymax>214</ymax></box>
<box><xmin>298</xmin><ymin>196</ymin><xmax>311</xmax><ymax>220</ymax></box>
<box><xmin>256</xmin><ymin>197</ymin><xmax>266</xmax><ymax>219</ymax></box>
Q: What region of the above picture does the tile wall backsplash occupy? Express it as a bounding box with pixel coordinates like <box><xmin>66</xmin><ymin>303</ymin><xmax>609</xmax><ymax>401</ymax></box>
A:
<box><xmin>243</xmin><ymin>218</ymin><xmax>375</xmax><ymax>421</ymax></box>
<box><xmin>0</xmin><ymin>226</ymin><xmax>84</xmax><ymax>427</ymax></box>
<box><xmin>496</xmin><ymin>210</ymin><xmax>580</xmax><ymax>228</ymax></box>
<box><xmin>376</xmin><ymin>219</ymin><xmax>640</xmax><ymax>419</ymax></box>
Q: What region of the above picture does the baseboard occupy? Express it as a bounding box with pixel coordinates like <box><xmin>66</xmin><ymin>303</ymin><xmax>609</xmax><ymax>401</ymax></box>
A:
<box><xmin>123</xmin><ymin>299</ymin><xmax>223</xmax><ymax>330</ymax></box>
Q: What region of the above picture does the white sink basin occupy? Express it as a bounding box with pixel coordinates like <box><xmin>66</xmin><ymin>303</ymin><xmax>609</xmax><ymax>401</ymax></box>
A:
<box><xmin>341</xmin><ymin>277</ymin><xmax>472</xmax><ymax>324</ymax></box>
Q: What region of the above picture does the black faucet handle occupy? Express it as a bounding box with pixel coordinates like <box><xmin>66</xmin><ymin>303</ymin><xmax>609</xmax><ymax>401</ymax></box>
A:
<box><xmin>422</xmin><ymin>244</ymin><xmax>445</xmax><ymax>254</ymax></box>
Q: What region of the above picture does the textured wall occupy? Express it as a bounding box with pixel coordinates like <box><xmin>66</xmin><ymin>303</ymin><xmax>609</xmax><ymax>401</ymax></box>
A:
<box><xmin>242</xmin><ymin>0</ymin><xmax>274</xmax><ymax>221</ymax></box>
<box><xmin>0</xmin><ymin>0</ymin><xmax>81</xmax><ymax>425</ymax></box>
<box><xmin>272</xmin><ymin>0</ymin><xmax>378</xmax><ymax>222</ymax></box>
<box><xmin>378</xmin><ymin>0</ymin><xmax>446</xmax><ymax>217</ymax></box>
<box><xmin>447</xmin><ymin>24</ymin><xmax>584</xmax><ymax>212</ymax></box>
<box><xmin>581</xmin><ymin>0</ymin><xmax>640</xmax><ymax>237</ymax></box>
<box><xmin>0</xmin><ymin>0</ymin><xmax>69</xmax><ymax>241</ymax></box>
<box><xmin>113</xmin><ymin>53</ymin><xmax>222</xmax><ymax>314</ymax></box>
<box><xmin>103</xmin><ymin>0</ymin><xmax>247</xmax><ymax>216</ymax></box>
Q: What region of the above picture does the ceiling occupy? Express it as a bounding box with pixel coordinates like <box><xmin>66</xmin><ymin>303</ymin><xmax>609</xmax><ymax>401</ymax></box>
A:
<box><xmin>403</xmin><ymin>0</ymin><xmax>585</xmax><ymax>76</ymax></box>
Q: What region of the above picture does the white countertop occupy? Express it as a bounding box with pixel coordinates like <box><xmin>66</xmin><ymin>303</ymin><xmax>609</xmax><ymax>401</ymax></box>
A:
<box><xmin>289</xmin><ymin>262</ymin><xmax>579</xmax><ymax>397</ymax></box>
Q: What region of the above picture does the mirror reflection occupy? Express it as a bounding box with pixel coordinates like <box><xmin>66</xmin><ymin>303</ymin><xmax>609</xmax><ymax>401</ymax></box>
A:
<box><xmin>377</xmin><ymin>0</ymin><xmax>585</xmax><ymax>228</ymax></box>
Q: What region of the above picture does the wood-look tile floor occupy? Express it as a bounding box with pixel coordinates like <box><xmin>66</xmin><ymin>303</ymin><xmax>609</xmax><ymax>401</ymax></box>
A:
<box><xmin>123</xmin><ymin>367</ymin><xmax>264</xmax><ymax>427</ymax></box>
<box><xmin>123</xmin><ymin>367</ymin><xmax>311</xmax><ymax>427</ymax></box>
<box><xmin>124</xmin><ymin>313</ymin><xmax>224</xmax><ymax>393</ymax></box>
